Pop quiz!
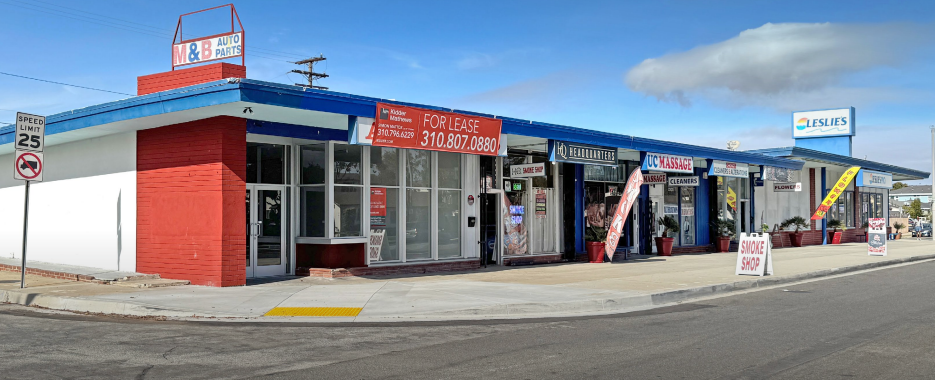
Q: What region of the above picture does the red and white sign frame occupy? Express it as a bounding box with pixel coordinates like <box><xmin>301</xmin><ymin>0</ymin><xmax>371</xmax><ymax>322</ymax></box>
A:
<box><xmin>171</xmin><ymin>4</ymin><xmax>245</xmax><ymax>69</ymax></box>
<box><xmin>14</xmin><ymin>151</ymin><xmax>43</xmax><ymax>182</ymax></box>
<box><xmin>735</xmin><ymin>233</ymin><xmax>773</xmax><ymax>276</ymax></box>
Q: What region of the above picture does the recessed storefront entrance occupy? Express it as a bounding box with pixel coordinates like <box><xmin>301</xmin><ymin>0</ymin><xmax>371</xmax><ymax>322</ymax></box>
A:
<box><xmin>246</xmin><ymin>185</ymin><xmax>287</xmax><ymax>277</ymax></box>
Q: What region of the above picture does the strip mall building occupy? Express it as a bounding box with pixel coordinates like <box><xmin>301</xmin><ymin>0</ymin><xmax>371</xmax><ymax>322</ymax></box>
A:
<box><xmin>1</xmin><ymin>58</ymin><xmax>927</xmax><ymax>287</ymax></box>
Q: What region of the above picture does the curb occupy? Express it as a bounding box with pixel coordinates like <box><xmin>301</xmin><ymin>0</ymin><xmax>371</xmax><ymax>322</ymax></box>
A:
<box><xmin>3</xmin><ymin>254</ymin><xmax>934</xmax><ymax>322</ymax></box>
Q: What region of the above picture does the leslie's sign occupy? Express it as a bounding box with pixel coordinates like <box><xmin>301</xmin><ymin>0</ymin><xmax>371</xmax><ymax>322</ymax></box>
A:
<box><xmin>173</xmin><ymin>32</ymin><xmax>243</xmax><ymax>68</ymax></box>
<box><xmin>370</xmin><ymin>103</ymin><xmax>502</xmax><ymax>156</ymax></box>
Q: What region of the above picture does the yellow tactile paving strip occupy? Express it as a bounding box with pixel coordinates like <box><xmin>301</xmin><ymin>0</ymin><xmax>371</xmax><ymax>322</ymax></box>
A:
<box><xmin>264</xmin><ymin>307</ymin><xmax>362</xmax><ymax>317</ymax></box>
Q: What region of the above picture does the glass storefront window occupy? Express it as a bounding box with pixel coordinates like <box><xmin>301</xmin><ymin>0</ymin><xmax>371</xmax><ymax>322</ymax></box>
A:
<box><xmin>300</xmin><ymin>144</ymin><xmax>326</xmax><ymax>185</ymax></box>
<box><xmin>407</xmin><ymin>150</ymin><xmax>432</xmax><ymax>188</ymax></box>
<box><xmin>438</xmin><ymin>152</ymin><xmax>461</xmax><ymax>189</ymax></box>
<box><xmin>370</xmin><ymin>147</ymin><xmax>399</xmax><ymax>186</ymax></box>
<box><xmin>247</xmin><ymin>143</ymin><xmax>286</xmax><ymax>184</ymax></box>
<box><xmin>438</xmin><ymin>189</ymin><xmax>461</xmax><ymax>258</ymax></box>
<box><xmin>371</xmin><ymin>187</ymin><xmax>399</xmax><ymax>261</ymax></box>
<box><xmin>299</xmin><ymin>186</ymin><xmax>325</xmax><ymax>237</ymax></box>
<box><xmin>334</xmin><ymin>186</ymin><xmax>362</xmax><ymax>237</ymax></box>
<box><xmin>334</xmin><ymin>144</ymin><xmax>362</xmax><ymax>185</ymax></box>
<box><xmin>406</xmin><ymin>189</ymin><xmax>432</xmax><ymax>259</ymax></box>
<box><xmin>681</xmin><ymin>188</ymin><xmax>695</xmax><ymax>246</ymax></box>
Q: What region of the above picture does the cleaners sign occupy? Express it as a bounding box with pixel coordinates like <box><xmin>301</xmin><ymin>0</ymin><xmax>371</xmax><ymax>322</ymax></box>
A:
<box><xmin>709</xmin><ymin>160</ymin><xmax>748</xmax><ymax>178</ymax></box>
<box><xmin>642</xmin><ymin>152</ymin><xmax>693</xmax><ymax>174</ymax></box>
<box><xmin>173</xmin><ymin>32</ymin><xmax>243</xmax><ymax>68</ymax></box>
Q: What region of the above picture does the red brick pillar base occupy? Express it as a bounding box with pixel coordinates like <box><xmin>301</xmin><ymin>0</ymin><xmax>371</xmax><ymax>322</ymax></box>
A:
<box><xmin>137</xmin><ymin>116</ymin><xmax>247</xmax><ymax>286</ymax></box>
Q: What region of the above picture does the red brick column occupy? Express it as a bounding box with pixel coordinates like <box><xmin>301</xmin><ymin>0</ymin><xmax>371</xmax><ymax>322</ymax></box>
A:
<box><xmin>137</xmin><ymin>116</ymin><xmax>247</xmax><ymax>286</ymax></box>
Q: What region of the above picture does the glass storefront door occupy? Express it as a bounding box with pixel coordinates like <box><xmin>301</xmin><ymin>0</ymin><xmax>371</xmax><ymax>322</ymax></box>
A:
<box><xmin>247</xmin><ymin>185</ymin><xmax>286</xmax><ymax>278</ymax></box>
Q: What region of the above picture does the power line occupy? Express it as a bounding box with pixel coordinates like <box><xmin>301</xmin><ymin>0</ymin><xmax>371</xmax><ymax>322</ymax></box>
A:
<box><xmin>0</xmin><ymin>71</ymin><xmax>134</xmax><ymax>96</ymax></box>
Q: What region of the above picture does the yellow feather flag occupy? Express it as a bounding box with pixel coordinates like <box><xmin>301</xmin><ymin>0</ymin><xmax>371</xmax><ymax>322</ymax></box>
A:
<box><xmin>812</xmin><ymin>166</ymin><xmax>861</xmax><ymax>220</ymax></box>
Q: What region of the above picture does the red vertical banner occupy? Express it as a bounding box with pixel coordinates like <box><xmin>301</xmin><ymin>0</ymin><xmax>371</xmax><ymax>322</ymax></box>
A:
<box><xmin>605</xmin><ymin>169</ymin><xmax>644</xmax><ymax>260</ymax></box>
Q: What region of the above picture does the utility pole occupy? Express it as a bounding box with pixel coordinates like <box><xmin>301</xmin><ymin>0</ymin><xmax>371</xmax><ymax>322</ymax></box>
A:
<box><xmin>292</xmin><ymin>55</ymin><xmax>329</xmax><ymax>90</ymax></box>
<box><xmin>930</xmin><ymin>126</ymin><xmax>934</xmax><ymax>240</ymax></box>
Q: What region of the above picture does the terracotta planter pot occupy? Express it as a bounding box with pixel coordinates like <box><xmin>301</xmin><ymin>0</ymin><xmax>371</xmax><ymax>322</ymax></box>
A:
<box><xmin>792</xmin><ymin>232</ymin><xmax>806</xmax><ymax>247</ymax></box>
<box><xmin>716</xmin><ymin>236</ymin><xmax>731</xmax><ymax>252</ymax></box>
<box><xmin>585</xmin><ymin>241</ymin><xmax>605</xmax><ymax>263</ymax></box>
<box><xmin>895</xmin><ymin>233</ymin><xmax>902</xmax><ymax>240</ymax></box>
<box><xmin>655</xmin><ymin>237</ymin><xmax>675</xmax><ymax>256</ymax></box>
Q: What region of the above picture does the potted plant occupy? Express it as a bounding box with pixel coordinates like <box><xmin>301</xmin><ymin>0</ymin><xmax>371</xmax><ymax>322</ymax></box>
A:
<box><xmin>710</xmin><ymin>219</ymin><xmax>735</xmax><ymax>253</ymax></box>
<box><xmin>893</xmin><ymin>222</ymin><xmax>905</xmax><ymax>240</ymax></box>
<box><xmin>782</xmin><ymin>216</ymin><xmax>810</xmax><ymax>247</ymax></box>
<box><xmin>584</xmin><ymin>226</ymin><xmax>607</xmax><ymax>263</ymax></box>
<box><xmin>655</xmin><ymin>216</ymin><xmax>679</xmax><ymax>256</ymax></box>
<box><xmin>827</xmin><ymin>219</ymin><xmax>845</xmax><ymax>244</ymax></box>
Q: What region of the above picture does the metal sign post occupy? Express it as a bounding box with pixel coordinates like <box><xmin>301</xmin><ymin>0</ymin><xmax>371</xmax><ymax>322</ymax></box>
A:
<box><xmin>14</xmin><ymin>112</ymin><xmax>45</xmax><ymax>289</ymax></box>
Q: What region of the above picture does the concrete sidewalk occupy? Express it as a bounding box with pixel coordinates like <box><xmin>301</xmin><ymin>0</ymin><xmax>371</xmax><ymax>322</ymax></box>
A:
<box><xmin>2</xmin><ymin>240</ymin><xmax>934</xmax><ymax>322</ymax></box>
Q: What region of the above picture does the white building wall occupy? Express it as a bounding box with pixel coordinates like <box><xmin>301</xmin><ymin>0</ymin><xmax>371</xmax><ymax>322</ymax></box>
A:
<box><xmin>0</xmin><ymin>132</ymin><xmax>137</xmax><ymax>271</ymax></box>
<box><xmin>756</xmin><ymin>178</ymin><xmax>813</xmax><ymax>229</ymax></box>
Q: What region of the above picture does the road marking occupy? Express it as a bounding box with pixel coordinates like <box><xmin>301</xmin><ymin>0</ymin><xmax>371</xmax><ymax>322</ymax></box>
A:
<box><xmin>264</xmin><ymin>307</ymin><xmax>362</xmax><ymax>317</ymax></box>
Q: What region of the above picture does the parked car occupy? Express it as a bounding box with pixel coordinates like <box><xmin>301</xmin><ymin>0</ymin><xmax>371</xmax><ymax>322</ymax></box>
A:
<box><xmin>911</xmin><ymin>223</ymin><xmax>932</xmax><ymax>237</ymax></box>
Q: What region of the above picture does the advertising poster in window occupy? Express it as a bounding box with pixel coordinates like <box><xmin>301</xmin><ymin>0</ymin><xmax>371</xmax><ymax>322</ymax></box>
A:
<box><xmin>868</xmin><ymin>218</ymin><xmax>887</xmax><ymax>256</ymax></box>
<box><xmin>369</xmin><ymin>229</ymin><xmax>386</xmax><ymax>261</ymax></box>
<box><xmin>370</xmin><ymin>188</ymin><xmax>387</xmax><ymax>227</ymax></box>
<box><xmin>502</xmin><ymin>193</ymin><xmax>528</xmax><ymax>255</ymax></box>
<box><xmin>535</xmin><ymin>190</ymin><xmax>547</xmax><ymax>219</ymax></box>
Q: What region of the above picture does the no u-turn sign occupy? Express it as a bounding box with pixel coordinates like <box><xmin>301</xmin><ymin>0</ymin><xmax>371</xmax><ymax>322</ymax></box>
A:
<box><xmin>14</xmin><ymin>151</ymin><xmax>43</xmax><ymax>182</ymax></box>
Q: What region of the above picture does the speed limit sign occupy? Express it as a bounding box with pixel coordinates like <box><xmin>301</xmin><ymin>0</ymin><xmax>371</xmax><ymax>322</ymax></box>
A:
<box><xmin>15</xmin><ymin>112</ymin><xmax>45</xmax><ymax>153</ymax></box>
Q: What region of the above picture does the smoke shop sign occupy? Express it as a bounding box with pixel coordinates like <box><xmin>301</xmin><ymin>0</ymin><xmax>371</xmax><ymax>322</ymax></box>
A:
<box><xmin>642</xmin><ymin>152</ymin><xmax>693</xmax><ymax>174</ymax></box>
<box><xmin>510</xmin><ymin>163</ymin><xmax>546</xmax><ymax>178</ymax></box>
<box><xmin>548</xmin><ymin>140</ymin><xmax>617</xmax><ymax>166</ymax></box>
<box><xmin>709</xmin><ymin>160</ymin><xmax>749</xmax><ymax>178</ymax></box>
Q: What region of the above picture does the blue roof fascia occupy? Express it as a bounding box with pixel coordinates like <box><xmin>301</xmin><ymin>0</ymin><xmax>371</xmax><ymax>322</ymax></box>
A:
<box><xmin>0</xmin><ymin>80</ymin><xmax>243</xmax><ymax>146</ymax></box>
<box><xmin>748</xmin><ymin>146</ymin><xmax>930</xmax><ymax>179</ymax></box>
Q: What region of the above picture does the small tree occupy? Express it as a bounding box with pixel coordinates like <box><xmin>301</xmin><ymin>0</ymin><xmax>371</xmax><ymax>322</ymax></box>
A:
<box><xmin>781</xmin><ymin>217</ymin><xmax>809</xmax><ymax>233</ymax></box>
<box><xmin>904</xmin><ymin>199</ymin><xmax>924</xmax><ymax>219</ymax></box>
<box><xmin>585</xmin><ymin>226</ymin><xmax>607</xmax><ymax>242</ymax></box>
<box><xmin>710</xmin><ymin>219</ymin><xmax>735</xmax><ymax>238</ymax></box>
<box><xmin>892</xmin><ymin>182</ymin><xmax>908</xmax><ymax>190</ymax></box>
<box><xmin>658</xmin><ymin>216</ymin><xmax>680</xmax><ymax>238</ymax></box>
<box><xmin>893</xmin><ymin>222</ymin><xmax>905</xmax><ymax>235</ymax></box>
<box><xmin>827</xmin><ymin>219</ymin><xmax>844</xmax><ymax>233</ymax></box>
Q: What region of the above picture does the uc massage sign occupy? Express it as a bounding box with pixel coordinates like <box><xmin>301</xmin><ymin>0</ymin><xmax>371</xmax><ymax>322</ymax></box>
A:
<box><xmin>173</xmin><ymin>32</ymin><xmax>243</xmax><ymax>68</ymax></box>
<box><xmin>642</xmin><ymin>152</ymin><xmax>694</xmax><ymax>174</ymax></box>
<box><xmin>370</xmin><ymin>103</ymin><xmax>502</xmax><ymax>156</ymax></box>
<box><xmin>792</xmin><ymin>107</ymin><xmax>856</xmax><ymax>139</ymax></box>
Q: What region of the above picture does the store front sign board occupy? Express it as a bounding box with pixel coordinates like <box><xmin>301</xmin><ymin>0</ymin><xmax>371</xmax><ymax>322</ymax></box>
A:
<box><xmin>761</xmin><ymin>166</ymin><xmax>799</xmax><ymax>182</ymax></box>
<box><xmin>668</xmin><ymin>176</ymin><xmax>699</xmax><ymax>187</ymax></box>
<box><xmin>510</xmin><ymin>163</ymin><xmax>546</xmax><ymax>178</ymax></box>
<box><xmin>644</xmin><ymin>173</ymin><xmax>667</xmax><ymax>185</ymax></box>
<box><xmin>856</xmin><ymin>170</ymin><xmax>892</xmax><ymax>189</ymax></box>
<box><xmin>792</xmin><ymin>107</ymin><xmax>855</xmax><ymax>139</ymax></box>
<box><xmin>709</xmin><ymin>160</ymin><xmax>748</xmax><ymax>178</ymax></box>
<box><xmin>173</xmin><ymin>32</ymin><xmax>243</xmax><ymax>68</ymax></box>
<box><xmin>642</xmin><ymin>152</ymin><xmax>693</xmax><ymax>174</ymax></box>
<box><xmin>773</xmin><ymin>182</ymin><xmax>802</xmax><ymax>192</ymax></box>
<box><xmin>735</xmin><ymin>233</ymin><xmax>773</xmax><ymax>276</ymax></box>
<box><xmin>370</xmin><ymin>102</ymin><xmax>503</xmax><ymax>156</ymax></box>
<box><xmin>548</xmin><ymin>140</ymin><xmax>617</xmax><ymax>166</ymax></box>
<box><xmin>868</xmin><ymin>218</ymin><xmax>887</xmax><ymax>256</ymax></box>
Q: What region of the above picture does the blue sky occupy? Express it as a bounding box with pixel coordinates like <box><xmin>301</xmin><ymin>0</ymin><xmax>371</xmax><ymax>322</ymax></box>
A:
<box><xmin>2</xmin><ymin>0</ymin><xmax>935</xmax><ymax>180</ymax></box>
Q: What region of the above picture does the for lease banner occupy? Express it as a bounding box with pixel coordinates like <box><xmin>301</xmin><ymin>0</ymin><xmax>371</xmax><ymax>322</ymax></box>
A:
<box><xmin>604</xmin><ymin>169</ymin><xmax>643</xmax><ymax>259</ymax></box>
<box><xmin>173</xmin><ymin>32</ymin><xmax>243</xmax><ymax>67</ymax></box>
<box><xmin>811</xmin><ymin>166</ymin><xmax>861</xmax><ymax>220</ymax></box>
<box><xmin>371</xmin><ymin>102</ymin><xmax>502</xmax><ymax>156</ymax></box>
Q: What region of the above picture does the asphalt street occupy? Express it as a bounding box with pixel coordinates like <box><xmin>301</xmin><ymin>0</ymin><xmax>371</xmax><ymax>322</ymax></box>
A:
<box><xmin>2</xmin><ymin>261</ymin><xmax>934</xmax><ymax>379</ymax></box>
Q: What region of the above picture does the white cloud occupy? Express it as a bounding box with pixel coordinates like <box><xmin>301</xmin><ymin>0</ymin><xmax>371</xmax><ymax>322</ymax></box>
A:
<box><xmin>456</xmin><ymin>52</ymin><xmax>496</xmax><ymax>70</ymax></box>
<box><xmin>625</xmin><ymin>22</ymin><xmax>931</xmax><ymax>109</ymax></box>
